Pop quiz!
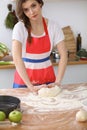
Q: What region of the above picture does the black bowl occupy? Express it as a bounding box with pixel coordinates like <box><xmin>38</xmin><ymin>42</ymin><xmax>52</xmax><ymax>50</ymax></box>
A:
<box><xmin>0</xmin><ymin>95</ymin><xmax>20</xmax><ymax>117</ymax></box>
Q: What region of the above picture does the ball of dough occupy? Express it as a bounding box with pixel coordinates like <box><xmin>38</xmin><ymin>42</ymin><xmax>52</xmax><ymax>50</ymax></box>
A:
<box><xmin>38</xmin><ymin>85</ymin><xmax>62</xmax><ymax>97</ymax></box>
<box><xmin>76</xmin><ymin>109</ymin><xmax>87</xmax><ymax>122</ymax></box>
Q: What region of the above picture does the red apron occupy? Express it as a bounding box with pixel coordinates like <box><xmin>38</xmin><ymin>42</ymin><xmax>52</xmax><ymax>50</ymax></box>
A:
<box><xmin>13</xmin><ymin>18</ymin><xmax>56</xmax><ymax>88</ymax></box>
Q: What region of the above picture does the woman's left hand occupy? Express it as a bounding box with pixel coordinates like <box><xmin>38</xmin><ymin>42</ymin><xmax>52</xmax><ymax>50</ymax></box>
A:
<box><xmin>47</xmin><ymin>82</ymin><xmax>61</xmax><ymax>88</ymax></box>
<box><xmin>54</xmin><ymin>82</ymin><xmax>61</xmax><ymax>86</ymax></box>
<box><xmin>33</xmin><ymin>84</ymin><xmax>47</xmax><ymax>91</ymax></box>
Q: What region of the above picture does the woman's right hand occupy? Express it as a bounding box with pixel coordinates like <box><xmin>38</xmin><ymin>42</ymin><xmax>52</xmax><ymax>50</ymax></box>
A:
<box><xmin>27</xmin><ymin>84</ymin><xmax>43</xmax><ymax>94</ymax></box>
<box><xmin>27</xmin><ymin>84</ymin><xmax>36</xmax><ymax>93</ymax></box>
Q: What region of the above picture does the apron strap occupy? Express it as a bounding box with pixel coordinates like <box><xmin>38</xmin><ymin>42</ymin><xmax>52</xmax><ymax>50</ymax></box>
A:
<box><xmin>43</xmin><ymin>17</ymin><xmax>48</xmax><ymax>35</ymax></box>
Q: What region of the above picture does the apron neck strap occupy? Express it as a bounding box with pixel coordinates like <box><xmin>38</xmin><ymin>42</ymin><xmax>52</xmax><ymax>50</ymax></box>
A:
<box><xmin>43</xmin><ymin>17</ymin><xmax>48</xmax><ymax>35</ymax></box>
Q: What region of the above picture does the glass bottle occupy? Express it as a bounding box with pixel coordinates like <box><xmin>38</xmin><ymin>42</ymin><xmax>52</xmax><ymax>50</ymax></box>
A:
<box><xmin>76</xmin><ymin>33</ymin><xmax>82</xmax><ymax>52</ymax></box>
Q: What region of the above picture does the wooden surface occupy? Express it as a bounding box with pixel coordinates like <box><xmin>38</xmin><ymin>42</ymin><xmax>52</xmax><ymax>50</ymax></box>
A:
<box><xmin>0</xmin><ymin>64</ymin><xmax>15</xmax><ymax>69</ymax></box>
<box><xmin>52</xmin><ymin>59</ymin><xmax>87</xmax><ymax>66</ymax></box>
<box><xmin>0</xmin><ymin>60</ymin><xmax>87</xmax><ymax>69</ymax></box>
<box><xmin>0</xmin><ymin>55</ymin><xmax>87</xmax><ymax>69</ymax></box>
<box><xmin>0</xmin><ymin>83</ymin><xmax>87</xmax><ymax>130</ymax></box>
<box><xmin>62</xmin><ymin>26</ymin><xmax>76</xmax><ymax>53</ymax></box>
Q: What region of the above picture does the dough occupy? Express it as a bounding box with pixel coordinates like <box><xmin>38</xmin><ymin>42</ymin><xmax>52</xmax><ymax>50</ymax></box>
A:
<box><xmin>76</xmin><ymin>109</ymin><xmax>87</xmax><ymax>122</ymax></box>
<box><xmin>38</xmin><ymin>85</ymin><xmax>62</xmax><ymax>97</ymax></box>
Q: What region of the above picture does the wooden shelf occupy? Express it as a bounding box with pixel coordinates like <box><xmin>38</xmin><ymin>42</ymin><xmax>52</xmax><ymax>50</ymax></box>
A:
<box><xmin>0</xmin><ymin>60</ymin><xmax>87</xmax><ymax>69</ymax></box>
<box><xmin>52</xmin><ymin>59</ymin><xmax>87</xmax><ymax>66</ymax></box>
<box><xmin>0</xmin><ymin>64</ymin><xmax>15</xmax><ymax>69</ymax></box>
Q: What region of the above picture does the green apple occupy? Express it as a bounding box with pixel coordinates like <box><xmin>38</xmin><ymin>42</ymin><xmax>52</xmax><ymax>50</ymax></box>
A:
<box><xmin>0</xmin><ymin>111</ymin><xmax>6</xmax><ymax>121</ymax></box>
<box><xmin>8</xmin><ymin>110</ymin><xmax>22</xmax><ymax>123</ymax></box>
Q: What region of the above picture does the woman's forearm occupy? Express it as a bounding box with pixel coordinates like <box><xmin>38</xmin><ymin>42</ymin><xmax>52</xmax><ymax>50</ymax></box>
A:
<box><xmin>14</xmin><ymin>58</ymin><xmax>33</xmax><ymax>88</ymax></box>
<box><xmin>55</xmin><ymin>41</ymin><xmax>68</xmax><ymax>84</ymax></box>
<box><xmin>56</xmin><ymin>54</ymin><xmax>67</xmax><ymax>84</ymax></box>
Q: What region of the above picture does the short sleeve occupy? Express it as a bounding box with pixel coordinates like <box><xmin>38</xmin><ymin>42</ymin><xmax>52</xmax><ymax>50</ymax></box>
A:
<box><xmin>12</xmin><ymin>21</ymin><xmax>27</xmax><ymax>45</ymax></box>
<box><xmin>48</xmin><ymin>20</ymin><xmax>65</xmax><ymax>48</ymax></box>
<box><xmin>53</xmin><ymin>23</ymin><xmax>64</xmax><ymax>46</ymax></box>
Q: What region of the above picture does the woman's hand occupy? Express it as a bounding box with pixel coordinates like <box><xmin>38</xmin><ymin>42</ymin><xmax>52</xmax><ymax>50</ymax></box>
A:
<box><xmin>47</xmin><ymin>82</ymin><xmax>61</xmax><ymax>88</ymax></box>
<box><xmin>33</xmin><ymin>84</ymin><xmax>47</xmax><ymax>91</ymax></box>
<box><xmin>27</xmin><ymin>84</ymin><xmax>47</xmax><ymax>94</ymax></box>
<box><xmin>28</xmin><ymin>83</ymin><xmax>61</xmax><ymax>94</ymax></box>
<box><xmin>28</xmin><ymin>85</ymin><xmax>36</xmax><ymax>92</ymax></box>
<box><xmin>54</xmin><ymin>82</ymin><xmax>61</xmax><ymax>86</ymax></box>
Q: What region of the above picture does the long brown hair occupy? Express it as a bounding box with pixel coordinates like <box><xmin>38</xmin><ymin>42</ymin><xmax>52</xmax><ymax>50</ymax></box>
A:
<box><xmin>16</xmin><ymin>0</ymin><xmax>44</xmax><ymax>43</ymax></box>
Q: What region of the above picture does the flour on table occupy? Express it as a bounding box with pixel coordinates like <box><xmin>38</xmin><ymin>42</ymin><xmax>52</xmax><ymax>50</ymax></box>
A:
<box><xmin>20</xmin><ymin>86</ymin><xmax>87</xmax><ymax>112</ymax></box>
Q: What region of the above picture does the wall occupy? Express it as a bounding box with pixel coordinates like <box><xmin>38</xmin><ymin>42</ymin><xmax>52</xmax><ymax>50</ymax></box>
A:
<box><xmin>0</xmin><ymin>0</ymin><xmax>15</xmax><ymax>50</ymax></box>
<box><xmin>43</xmin><ymin>0</ymin><xmax>87</xmax><ymax>49</ymax></box>
<box><xmin>54</xmin><ymin>64</ymin><xmax>87</xmax><ymax>85</ymax></box>
<box><xmin>0</xmin><ymin>69</ymin><xmax>15</xmax><ymax>89</ymax></box>
<box><xmin>0</xmin><ymin>0</ymin><xmax>87</xmax><ymax>50</ymax></box>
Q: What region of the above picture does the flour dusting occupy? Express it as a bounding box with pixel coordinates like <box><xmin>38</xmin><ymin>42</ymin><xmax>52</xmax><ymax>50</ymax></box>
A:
<box><xmin>20</xmin><ymin>86</ymin><xmax>87</xmax><ymax>112</ymax></box>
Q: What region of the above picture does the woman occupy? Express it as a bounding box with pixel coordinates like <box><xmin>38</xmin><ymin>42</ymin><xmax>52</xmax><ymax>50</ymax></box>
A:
<box><xmin>12</xmin><ymin>0</ymin><xmax>67</xmax><ymax>92</ymax></box>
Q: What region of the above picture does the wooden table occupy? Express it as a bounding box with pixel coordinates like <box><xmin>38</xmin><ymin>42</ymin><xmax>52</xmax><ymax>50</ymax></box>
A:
<box><xmin>0</xmin><ymin>83</ymin><xmax>87</xmax><ymax>130</ymax></box>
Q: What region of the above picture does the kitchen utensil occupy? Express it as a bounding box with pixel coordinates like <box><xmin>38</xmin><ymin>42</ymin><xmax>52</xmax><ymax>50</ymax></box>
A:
<box><xmin>0</xmin><ymin>95</ymin><xmax>20</xmax><ymax>117</ymax></box>
<box><xmin>80</xmin><ymin>57</ymin><xmax>87</xmax><ymax>60</ymax></box>
<box><xmin>51</xmin><ymin>51</ymin><xmax>60</xmax><ymax>59</ymax></box>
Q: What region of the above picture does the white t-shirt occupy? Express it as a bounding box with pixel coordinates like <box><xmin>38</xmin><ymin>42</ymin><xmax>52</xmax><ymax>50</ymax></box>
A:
<box><xmin>12</xmin><ymin>19</ymin><xmax>64</xmax><ymax>56</ymax></box>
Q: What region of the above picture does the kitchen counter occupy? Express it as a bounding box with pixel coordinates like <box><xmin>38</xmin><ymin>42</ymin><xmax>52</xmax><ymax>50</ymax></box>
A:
<box><xmin>0</xmin><ymin>83</ymin><xmax>87</xmax><ymax>130</ymax></box>
<box><xmin>52</xmin><ymin>59</ymin><xmax>87</xmax><ymax>66</ymax></box>
<box><xmin>0</xmin><ymin>64</ymin><xmax>15</xmax><ymax>69</ymax></box>
<box><xmin>0</xmin><ymin>56</ymin><xmax>87</xmax><ymax>87</ymax></box>
<box><xmin>0</xmin><ymin>59</ymin><xmax>87</xmax><ymax>69</ymax></box>
<box><xmin>0</xmin><ymin>55</ymin><xmax>87</xmax><ymax>69</ymax></box>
